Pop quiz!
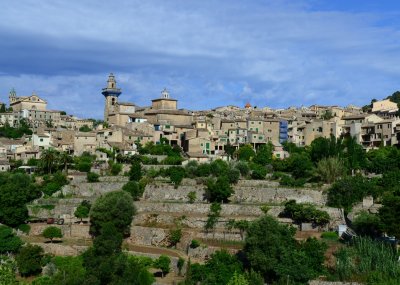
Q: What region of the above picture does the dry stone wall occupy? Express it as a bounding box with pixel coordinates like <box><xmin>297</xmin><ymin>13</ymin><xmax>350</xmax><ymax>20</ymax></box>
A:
<box><xmin>143</xmin><ymin>179</ymin><xmax>327</xmax><ymax>205</ymax></box>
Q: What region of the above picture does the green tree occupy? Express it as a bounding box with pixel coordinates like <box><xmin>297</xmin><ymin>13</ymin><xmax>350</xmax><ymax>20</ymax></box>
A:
<box><xmin>0</xmin><ymin>256</ymin><xmax>18</xmax><ymax>285</ymax></box>
<box><xmin>89</xmin><ymin>191</ymin><xmax>135</xmax><ymax>237</ymax></box>
<box><xmin>205</xmin><ymin>176</ymin><xmax>233</xmax><ymax>203</ymax></box>
<box><xmin>122</xmin><ymin>181</ymin><xmax>143</xmax><ymax>200</ymax></box>
<box><xmin>250</xmin><ymin>164</ymin><xmax>267</xmax><ymax>180</ymax></box>
<box><xmin>167</xmin><ymin>166</ymin><xmax>186</xmax><ymax>187</ymax></box>
<box><xmin>316</xmin><ymin>156</ymin><xmax>346</xmax><ymax>184</ymax></box>
<box><xmin>343</xmin><ymin>136</ymin><xmax>366</xmax><ymax>171</ymax></box>
<box><xmin>58</xmin><ymin>151</ymin><xmax>72</xmax><ymax>173</ymax></box>
<box><xmin>195</xmin><ymin>250</ymin><xmax>243</xmax><ymax>285</ymax></box>
<box><xmin>236</xmin><ymin>144</ymin><xmax>255</xmax><ymax>161</ymax></box>
<box><xmin>282</xmin><ymin>200</ymin><xmax>330</xmax><ymax>226</ymax></box>
<box><xmin>154</xmin><ymin>255</ymin><xmax>170</xmax><ymax>278</ymax></box>
<box><xmin>224</xmin><ymin>142</ymin><xmax>236</xmax><ymax>160</ymax></box>
<box><xmin>129</xmin><ymin>160</ymin><xmax>142</xmax><ymax>181</ymax></box>
<box><xmin>289</xmin><ymin>152</ymin><xmax>313</xmax><ymax>179</ymax></box>
<box><xmin>110</xmin><ymin>163</ymin><xmax>122</xmax><ymax>175</ymax></box>
<box><xmin>79</xmin><ymin>125</ymin><xmax>92</xmax><ymax>132</ymax></box>
<box><xmin>0</xmin><ymin>172</ymin><xmax>41</xmax><ymax>227</ymax></box>
<box><xmin>353</xmin><ymin>211</ymin><xmax>382</xmax><ymax>238</ymax></box>
<box><xmin>310</xmin><ymin>136</ymin><xmax>343</xmax><ymax>163</ymax></box>
<box><xmin>42</xmin><ymin>226</ymin><xmax>63</xmax><ymax>243</ymax></box>
<box><xmin>86</xmin><ymin>171</ymin><xmax>99</xmax><ymax>182</ymax></box>
<box><xmin>253</xmin><ymin>143</ymin><xmax>273</xmax><ymax>165</ymax></box>
<box><xmin>379</xmin><ymin>192</ymin><xmax>400</xmax><ymax>238</ymax></box>
<box><xmin>74</xmin><ymin>200</ymin><xmax>91</xmax><ymax>223</ymax></box>
<box><xmin>244</xmin><ymin>215</ymin><xmax>326</xmax><ymax>284</ymax></box>
<box><xmin>235</xmin><ymin>161</ymin><xmax>250</xmax><ymax>177</ymax></box>
<box><xmin>16</xmin><ymin>244</ymin><xmax>44</xmax><ymax>276</ymax></box>
<box><xmin>321</xmin><ymin>110</ymin><xmax>333</xmax><ymax>120</ymax></box>
<box><xmin>169</xmin><ymin>228</ymin><xmax>182</xmax><ymax>248</ymax></box>
<box><xmin>327</xmin><ymin>175</ymin><xmax>376</xmax><ymax>213</ymax></box>
<box><xmin>0</xmin><ymin>225</ymin><xmax>23</xmax><ymax>253</ymax></box>
<box><xmin>205</xmin><ymin>202</ymin><xmax>221</xmax><ymax>233</ymax></box>
<box><xmin>40</xmin><ymin>149</ymin><xmax>59</xmax><ymax>174</ymax></box>
<box><xmin>177</xmin><ymin>257</ymin><xmax>185</xmax><ymax>276</ymax></box>
<box><xmin>227</xmin><ymin>272</ymin><xmax>250</xmax><ymax>285</ymax></box>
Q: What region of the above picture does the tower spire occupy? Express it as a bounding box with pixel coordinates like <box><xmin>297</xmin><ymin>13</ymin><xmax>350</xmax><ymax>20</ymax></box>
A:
<box><xmin>102</xmin><ymin>73</ymin><xmax>122</xmax><ymax>122</ymax></box>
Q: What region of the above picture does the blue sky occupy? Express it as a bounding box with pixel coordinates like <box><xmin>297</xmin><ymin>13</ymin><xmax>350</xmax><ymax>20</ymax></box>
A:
<box><xmin>1</xmin><ymin>0</ymin><xmax>400</xmax><ymax>118</ymax></box>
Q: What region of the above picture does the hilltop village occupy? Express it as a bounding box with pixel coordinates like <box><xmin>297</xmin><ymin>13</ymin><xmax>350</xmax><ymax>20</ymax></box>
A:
<box><xmin>0</xmin><ymin>73</ymin><xmax>400</xmax><ymax>165</ymax></box>
<box><xmin>0</xmin><ymin>74</ymin><xmax>399</xmax><ymax>285</ymax></box>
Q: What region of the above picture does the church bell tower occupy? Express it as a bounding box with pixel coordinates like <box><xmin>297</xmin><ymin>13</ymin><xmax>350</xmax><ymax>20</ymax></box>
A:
<box><xmin>102</xmin><ymin>73</ymin><xmax>122</xmax><ymax>122</ymax></box>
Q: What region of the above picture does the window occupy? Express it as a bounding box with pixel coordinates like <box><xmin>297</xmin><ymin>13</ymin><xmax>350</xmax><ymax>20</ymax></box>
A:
<box><xmin>40</xmin><ymin>138</ymin><xmax>43</xmax><ymax>142</ymax></box>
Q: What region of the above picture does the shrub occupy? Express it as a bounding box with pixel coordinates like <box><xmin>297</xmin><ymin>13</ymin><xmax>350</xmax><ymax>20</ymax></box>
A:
<box><xmin>177</xmin><ymin>257</ymin><xmax>185</xmax><ymax>276</ymax></box>
<box><xmin>187</xmin><ymin>191</ymin><xmax>196</xmax><ymax>203</ymax></box>
<box><xmin>18</xmin><ymin>224</ymin><xmax>31</xmax><ymax>234</ymax></box>
<box><xmin>0</xmin><ymin>225</ymin><xmax>23</xmax><ymax>253</ymax></box>
<box><xmin>77</xmin><ymin>162</ymin><xmax>91</xmax><ymax>173</ymax></box>
<box><xmin>16</xmin><ymin>244</ymin><xmax>44</xmax><ymax>276</ymax></box>
<box><xmin>250</xmin><ymin>164</ymin><xmax>267</xmax><ymax>180</ymax></box>
<box><xmin>110</xmin><ymin>163</ymin><xmax>123</xmax><ymax>176</ymax></box>
<box><xmin>321</xmin><ymin>231</ymin><xmax>338</xmax><ymax>240</ymax></box>
<box><xmin>282</xmin><ymin>200</ymin><xmax>330</xmax><ymax>226</ymax></box>
<box><xmin>122</xmin><ymin>181</ymin><xmax>143</xmax><ymax>201</ymax></box>
<box><xmin>235</xmin><ymin>161</ymin><xmax>250</xmax><ymax>177</ymax></box>
<box><xmin>87</xmin><ymin>172</ymin><xmax>99</xmax><ymax>183</ymax></box>
<box><xmin>190</xmin><ymin>239</ymin><xmax>200</xmax><ymax>249</ymax></box>
<box><xmin>205</xmin><ymin>176</ymin><xmax>233</xmax><ymax>203</ymax></box>
<box><xmin>279</xmin><ymin>174</ymin><xmax>306</xmax><ymax>187</ymax></box>
<box><xmin>153</xmin><ymin>255</ymin><xmax>171</xmax><ymax>278</ymax></box>
<box><xmin>169</xmin><ymin>228</ymin><xmax>182</xmax><ymax>247</ymax></box>
<box><xmin>167</xmin><ymin>166</ymin><xmax>186</xmax><ymax>187</ymax></box>
<box><xmin>227</xmin><ymin>168</ymin><xmax>240</xmax><ymax>184</ymax></box>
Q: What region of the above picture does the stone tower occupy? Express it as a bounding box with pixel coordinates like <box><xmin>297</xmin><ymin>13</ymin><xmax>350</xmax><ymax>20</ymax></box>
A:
<box><xmin>102</xmin><ymin>73</ymin><xmax>122</xmax><ymax>122</ymax></box>
<box><xmin>9</xmin><ymin>88</ymin><xmax>17</xmax><ymax>104</ymax></box>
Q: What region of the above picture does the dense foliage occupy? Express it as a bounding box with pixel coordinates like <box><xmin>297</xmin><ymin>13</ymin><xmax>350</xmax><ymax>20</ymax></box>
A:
<box><xmin>0</xmin><ymin>172</ymin><xmax>41</xmax><ymax>227</ymax></box>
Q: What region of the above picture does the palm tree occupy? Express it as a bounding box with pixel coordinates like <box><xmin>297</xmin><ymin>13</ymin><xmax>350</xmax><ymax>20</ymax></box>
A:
<box><xmin>40</xmin><ymin>149</ymin><xmax>58</xmax><ymax>174</ymax></box>
<box><xmin>58</xmin><ymin>151</ymin><xmax>72</xmax><ymax>174</ymax></box>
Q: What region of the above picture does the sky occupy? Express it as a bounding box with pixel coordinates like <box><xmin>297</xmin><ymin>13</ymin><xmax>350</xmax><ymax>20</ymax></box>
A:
<box><xmin>1</xmin><ymin>0</ymin><xmax>400</xmax><ymax>119</ymax></box>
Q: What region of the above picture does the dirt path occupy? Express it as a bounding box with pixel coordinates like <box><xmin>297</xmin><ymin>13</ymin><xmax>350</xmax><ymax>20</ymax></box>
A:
<box><xmin>125</xmin><ymin>243</ymin><xmax>186</xmax><ymax>259</ymax></box>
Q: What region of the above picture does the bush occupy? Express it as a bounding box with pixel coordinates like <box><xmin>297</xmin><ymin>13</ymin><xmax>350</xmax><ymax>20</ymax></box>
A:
<box><xmin>279</xmin><ymin>174</ymin><xmax>306</xmax><ymax>187</ymax></box>
<box><xmin>177</xmin><ymin>257</ymin><xmax>185</xmax><ymax>276</ymax></box>
<box><xmin>205</xmin><ymin>176</ymin><xmax>233</xmax><ymax>203</ymax></box>
<box><xmin>321</xmin><ymin>231</ymin><xmax>338</xmax><ymax>240</ymax></box>
<box><xmin>122</xmin><ymin>181</ymin><xmax>143</xmax><ymax>201</ymax></box>
<box><xmin>0</xmin><ymin>225</ymin><xmax>23</xmax><ymax>253</ymax></box>
<box><xmin>153</xmin><ymin>255</ymin><xmax>171</xmax><ymax>278</ymax></box>
<box><xmin>167</xmin><ymin>166</ymin><xmax>186</xmax><ymax>187</ymax></box>
<box><xmin>110</xmin><ymin>163</ymin><xmax>123</xmax><ymax>176</ymax></box>
<box><xmin>187</xmin><ymin>191</ymin><xmax>196</xmax><ymax>203</ymax></box>
<box><xmin>169</xmin><ymin>228</ymin><xmax>182</xmax><ymax>247</ymax></box>
<box><xmin>282</xmin><ymin>200</ymin><xmax>330</xmax><ymax>226</ymax></box>
<box><xmin>353</xmin><ymin>211</ymin><xmax>382</xmax><ymax>238</ymax></box>
<box><xmin>18</xmin><ymin>224</ymin><xmax>31</xmax><ymax>234</ymax></box>
<box><xmin>87</xmin><ymin>172</ymin><xmax>99</xmax><ymax>183</ymax></box>
<box><xmin>195</xmin><ymin>163</ymin><xmax>212</xmax><ymax>177</ymax></box>
<box><xmin>235</xmin><ymin>161</ymin><xmax>250</xmax><ymax>177</ymax></box>
<box><xmin>16</xmin><ymin>244</ymin><xmax>44</xmax><ymax>276</ymax></box>
<box><xmin>250</xmin><ymin>164</ymin><xmax>267</xmax><ymax>180</ymax></box>
<box><xmin>227</xmin><ymin>168</ymin><xmax>240</xmax><ymax>184</ymax></box>
<box><xmin>77</xmin><ymin>162</ymin><xmax>91</xmax><ymax>172</ymax></box>
<box><xmin>190</xmin><ymin>239</ymin><xmax>200</xmax><ymax>249</ymax></box>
